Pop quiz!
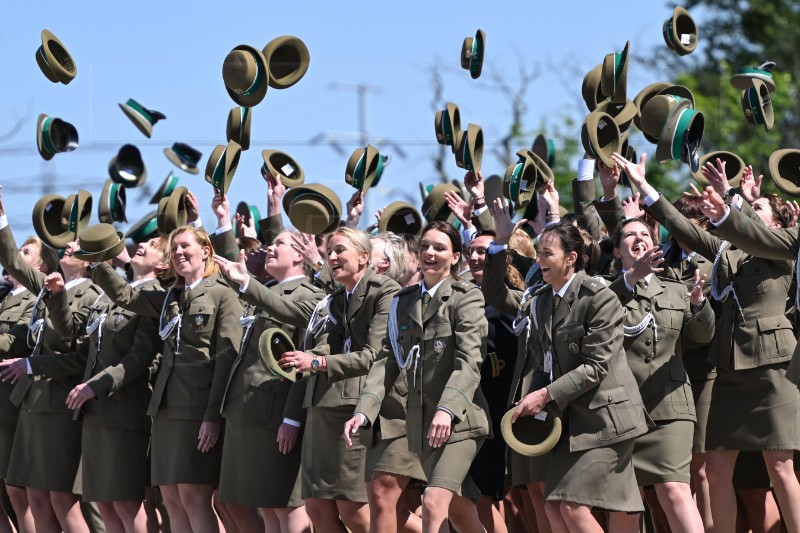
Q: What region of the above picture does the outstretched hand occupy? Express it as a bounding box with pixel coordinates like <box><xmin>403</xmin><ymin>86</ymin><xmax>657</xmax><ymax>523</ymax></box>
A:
<box><xmin>699</xmin><ymin>187</ymin><xmax>728</xmax><ymax>223</ymax></box>
<box><xmin>212</xmin><ymin>252</ymin><xmax>249</xmax><ymax>286</ymax></box>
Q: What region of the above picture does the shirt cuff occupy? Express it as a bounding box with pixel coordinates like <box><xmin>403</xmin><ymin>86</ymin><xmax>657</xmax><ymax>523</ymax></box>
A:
<box><xmin>733</xmin><ymin>197</ymin><xmax>743</xmax><ymax>211</ymax></box>
<box><xmin>239</xmin><ymin>275</ymin><xmax>251</xmax><ymax>293</ymax></box>
<box><xmin>282</xmin><ymin>418</ymin><xmax>301</xmax><ymax>428</ymax></box>
<box><xmin>436</xmin><ymin>406</ymin><xmax>455</xmax><ymax>420</ymax></box>
<box><xmin>215</xmin><ymin>224</ymin><xmax>233</xmax><ymax>235</ymax></box>
<box><xmin>461</xmin><ymin>226</ymin><xmax>477</xmax><ymax>247</ymax></box>
<box><xmin>488</xmin><ymin>243</ymin><xmax>508</xmax><ymax>255</ymax></box>
<box><xmin>0</xmin><ymin>215</ymin><xmax>8</xmax><ymax>230</ymax></box>
<box><xmin>189</xmin><ymin>218</ymin><xmax>203</xmax><ymax>229</ymax></box>
<box><xmin>577</xmin><ymin>159</ymin><xmax>595</xmax><ymax>181</ymax></box>
<box><xmin>642</xmin><ymin>191</ymin><xmax>660</xmax><ymax>207</ymax></box>
<box><xmin>472</xmin><ymin>205</ymin><xmax>489</xmax><ymax>216</ymax></box>
<box><xmin>25</xmin><ymin>358</ymin><xmax>32</xmax><ymax>375</ymax></box>
<box><xmin>710</xmin><ymin>205</ymin><xmax>732</xmax><ymax>226</ymax></box>
<box><xmin>623</xmin><ymin>272</ymin><xmax>636</xmax><ymax>293</ymax></box>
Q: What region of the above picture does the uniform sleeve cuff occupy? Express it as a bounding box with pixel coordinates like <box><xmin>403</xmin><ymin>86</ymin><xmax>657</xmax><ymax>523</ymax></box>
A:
<box><xmin>239</xmin><ymin>275</ymin><xmax>251</xmax><ymax>293</ymax></box>
<box><xmin>577</xmin><ymin>159</ymin><xmax>595</xmax><ymax>181</ymax></box>
<box><xmin>282</xmin><ymin>418</ymin><xmax>301</xmax><ymax>427</ymax></box>
<box><xmin>488</xmin><ymin>243</ymin><xmax>508</xmax><ymax>255</ymax></box>
<box><xmin>0</xmin><ymin>215</ymin><xmax>8</xmax><ymax>230</ymax></box>
<box><xmin>643</xmin><ymin>191</ymin><xmax>660</xmax><ymax>207</ymax></box>
<box><xmin>215</xmin><ymin>224</ymin><xmax>233</xmax><ymax>235</ymax></box>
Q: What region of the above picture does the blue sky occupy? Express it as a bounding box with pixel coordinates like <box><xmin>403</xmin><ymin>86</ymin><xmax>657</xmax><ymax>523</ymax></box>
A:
<box><xmin>1</xmin><ymin>1</ymin><xmax>680</xmax><ymax>240</ymax></box>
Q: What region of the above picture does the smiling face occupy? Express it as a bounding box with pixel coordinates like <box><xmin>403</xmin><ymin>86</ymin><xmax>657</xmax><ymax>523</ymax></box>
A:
<box><xmin>266</xmin><ymin>232</ymin><xmax>304</xmax><ymax>280</ymax></box>
<box><xmin>19</xmin><ymin>242</ymin><xmax>42</xmax><ymax>270</ymax></box>
<box><xmin>130</xmin><ymin>237</ymin><xmax>165</xmax><ymax>275</ymax></box>
<box><xmin>419</xmin><ymin>228</ymin><xmax>460</xmax><ymax>288</ymax></box>
<box><xmin>60</xmin><ymin>240</ymin><xmax>88</xmax><ymax>274</ymax></box>
<box><xmin>170</xmin><ymin>230</ymin><xmax>209</xmax><ymax>283</ymax></box>
<box><xmin>326</xmin><ymin>233</ymin><xmax>369</xmax><ymax>290</ymax></box>
<box><xmin>468</xmin><ymin>235</ymin><xmax>492</xmax><ymax>286</ymax></box>
<box><xmin>536</xmin><ymin>233</ymin><xmax>576</xmax><ymax>290</ymax></box>
<box><xmin>613</xmin><ymin>220</ymin><xmax>655</xmax><ymax>270</ymax></box>
<box><xmin>752</xmin><ymin>197</ymin><xmax>780</xmax><ymax>229</ymax></box>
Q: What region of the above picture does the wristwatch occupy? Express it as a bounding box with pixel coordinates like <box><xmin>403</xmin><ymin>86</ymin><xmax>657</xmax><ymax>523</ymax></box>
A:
<box><xmin>311</xmin><ymin>356</ymin><xmax>321</xmax><ymax>373</ymax></box>
<box><xmin>721</xmin><ymin>187</ymin><xmax>736</xmax><ymax>202</ymax></box>
<box><xmin>311</xmin><ymin>258</ymin><xmax>325</xmax><ymax>273</ymax></box>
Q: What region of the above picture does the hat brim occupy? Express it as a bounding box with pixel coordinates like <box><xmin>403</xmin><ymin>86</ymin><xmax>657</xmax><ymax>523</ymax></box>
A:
<box><xmin>258</xmin><ymin>328</ymin><xmax>297</xmax><ymax>382</ymax></box>
<box><xmin>32</xmin><ymin>194</ymin><xmax>72</xmax><ymax>249</ymax></box>
<box><xmin>226</xmin><ymin>107</ymin><xmax>252</xmax><ymax>151</ymax></box>
<box><xmin>420</xmin><ymin>183</ymin><xmax>460</xmax><ymax>223</ymax></box>
<box><xmin>74</xmin><ymin>232</ymin><xmax>126</xmax><ymax>262</ymax></box>
<box><xmin>149</xmin><ymin>173</ymin><xmax>180</xmax><ymax>205</ymax></box>
<box><xmin>263</xmin><ymin>150</ymin><xmax>305</xmax><ymax>188</ymax></box>
<box><xmin>38</xmin><ymin>30</ymin><xmax>77</xmax><ymax>85</ymax></box>
<box><xmin>157</xmin><ymin>186</ymin><xmax>189</xmax><ymax>235</ymax></box>
<box><xmin>224</xmin><ymin>44</ymin><xmax>269</xmax><ymax>107</ymax></box>
<box><xmin>770</xmin><ymin>149</ymin><xmax>800</xmax><ymax>198</ymax></box>
<box><xmin>691</xmin><ymin>151</ymin><xmax>745</xmax><ymax>187</ymax></box>
<box><xmin>98</xmin><ymin>179</ymin><xmax>127</xmax><ymax>224</ymax></box>
<box><xmin>164</xmin><ymin>147</ymin><xmax>200</xmax><ymax>175</ymax></box>
<box><xmin>283</xmin><ymin>183</ymin><xmax>342</xmax><ymax>235</ymax></box>
<box><xmin>262</xmin><ymin>36</ymin><xmax>310</xmax><ymax>90</ymax></box>
<box><xmin>500</xmin><ymin>405</ymin><xmax>562</xmax><ymax>457</ymax></box>
<box><xmin>119</xmin><ymin>102</ymin><xmax>153</xmax><ymax>138</ymax></box>
<box><xmin>125</xmin><ymin>211</ymin><xmax>159</xmax><ymax>243</ymax></box>
<box><xmin>731</xmin><ymin>70</ymin><xmax>776</xmax><ymax>92</ymax></box>
<box><xmin>379</xmin><ymin>201</ymin><xmax>423</xmax><ymax>235</ymax></box>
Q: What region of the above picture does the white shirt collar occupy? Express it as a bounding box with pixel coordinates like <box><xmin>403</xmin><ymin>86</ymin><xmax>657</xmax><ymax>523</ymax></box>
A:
<box><xmin>345</xmin><ymin>272</ymin><xmax>366</xmax><ymax>299</ymax></box>
<box><xmin>681</xmin><ymin>251</ymin><xmax>696</xmax><ymax>261</ymax></box>
<box><xmin>10</xmin><ymin>286</ymin><xmax>27</xmax><ymax>297</ymax></box>
<box><xmin>280</xmin><ymin>274</ymin><xmax>305</xmax><ymax>285</ymax></box>
<box><xmin>185</xmin><ymin>278</ymin><xmax>203</xmax><ymax>290</ymax></box>
<box><xmin>621</xmin><ymin>270</ymin><xmax>654</xmax><ymax>287</ymax></box>
<box><xmin>65</xmin><ymin>277</ymin><xmax>88</xmax><ymax>291</ymax></box>
<box><xmin>553</xmin><ymin>273</ymin><xmax>578</xmax><ymax>298</ymax></box>
<box><xmin>421</xmin><ymin>277</ymin><xmax>448</xmax><ymax>298</ymax></box>
<box><xmin>131</xmin><ymin>278</ymin><xmax>156</xmax><ymax>289</ymax></box>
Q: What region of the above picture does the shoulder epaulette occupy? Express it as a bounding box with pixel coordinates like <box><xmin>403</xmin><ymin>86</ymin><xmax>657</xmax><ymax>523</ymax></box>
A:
<box><xmin>581</xmin><ymin>277</ymin><xmax>605</xmax><ymax>293</ymax></box>
<box><xmin>452</xmin><ymin>279</ymin><xmax>474</xmax><ymax>292</ymax></box>
<box><xmin>300</xmin><ymin>280</ymin><xmax>324</xmax><ymax>294</ymax></box>
<box><xmin>397</xmin><ymin>284</ymin><xmax>420</xmax><ymax>296</ymax></box>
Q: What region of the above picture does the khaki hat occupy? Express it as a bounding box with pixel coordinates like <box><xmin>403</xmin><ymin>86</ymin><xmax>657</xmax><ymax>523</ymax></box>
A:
<box><xmin>618</xmin><ymin>133</ymin><xmax>638</xmax><ymax>192</ymax></box>
<box><xmin>125</xmin><ymin>210</ymin><xmax>159</xmax><ymax>244</ymax></box>
<box><xmin>258</xmin><ymin>328</ymin><xmax>297</xmax><ymax>381</ymax></box>
<box><xmin>261</xmin><ymin>150</ymin><xmax>305</xmax><ymax>188</ymax></box>
<box><xmin>36</xmin><ymin>113</ymin><xmax>79</xmax><ymax>161</ymax></box>
<box><xmin>531</xmin><ymin>134</ymin><xmax>555</xmax><ymax>168</ymax></box>
<box><xmin>35</xmin><ymin>29</ymin><xmax>77</xmax><ymax>85</ymax></box>
<box><xmin>652</xmin><ymin>97</ymin><xmax>703</xmax><ymax>170</ymax></box>
<box><xmin>581</xmin><ymin>64</ymin><xmax>604</xmax><ymax>112</ymax></box>
<box><xmin>98</xmin><ymin>178</ymin><xmax>127</xmax><ymax>224</ymax></box>
<box><xmin>234</xmin><ymin>202</ymin><xmax>262</xmax><ymax>238</ymax></box>
<box><xmin>345</xmin><ymin>145</ymin><xmax>381</xmax><ymax>191</ymax></box>
<box><xmin>434</xmin><ymin>103</ymin><xmax>461</xmax><ymax>153</ymax></box>
<box><xmin>205</xmin><ymin>141</ymin><xmax>242</xmax><ymax>195</ymax></box>
<box><xmin>595</xmin><ymin>99</ymin><xmax>637</xmax><ymax>133</ymax></box>
<box><xmin>283</xmin><ymin>183</ymin><xmax>342</xmax><ymax>235</ymax></box>
<box><xmin>460</xmin><ymin>29</ymin><xmax>486</xmax><ymax>79</ymax></box>
<box><xmin>262</xmin><ymin>36</ymin><xmax>310</xmax><ymax>90</ymax></box>
<box><xmin>640</xmin><ymin>94</ymin><xmax>682</xmax><ymax>141</ymax></box>
<box><xmin>379</xmin><ymin>201</ymin><xmax>423</xmax><ymax>235</ymax></box>
<box><xmin>222</xmin><ymin>44</ymin><xmax>269</xmax><ymax>107</ymax></box>
<box><xmin>636</xmin><ymin>84</ymin><xmax>695</xmax><ymax>143</ymax></box>
<box><xmin>73</xmin><ymin>223</ymin><xmax>125</xmax><ymax>262</ymax></box>
<box><xmin>226</xmin><ymin>107</ymin><xmax>252</xmax><ymax>151</ymax></box>
<box><xmin>770</xmin><ymin>149</ymin><xmax>800</xmax><ymax>198</ymax></box>
<box><xmin>500</xmin><ymin>405</ymin><xmax>562</xmax><ymax>457</ymax></box>
<box><xmin>156</xmin><ymin>186</ymin><xmax>189</xmax><ymax>235</ymax></box>
<box><xmin>118</xmin><ymin>98</ymin><xmax>166</xmax><ymax>138</ymax></box>
<box><xmin>164</xmin><ymin>142</ymin><xmax>202</xmax><ymax>175</ymax></box>
<box><xmin>62</xmin><ymin>189</ymin><xmax>92</xmax><ymax>240</ymax></box>
<box><xmin>731</xmin><ymin>61</ymin><xmax>776</xmax><ymax>93</ymax></box>
<box><xmin>601</xmin><ymin>41</ymin><xmax>630</xmax><ymax>104</ymax></box>
<box><xmin>581</xmin><ymin>111</ymin><xmax>621</xmax><ymax>168</ymax></box>
<box><xmin>691</xmin><ymin>151</ymin><xmax>745</xmax><ymax>187</ymax></box>
<box><xmin>149</xmin><ymin>172</ymin><xmax>180</xmax><ymax>205</ymax></box>
<box><xmin>741</xmin><ymin>79</ymin><xmax>774</xmax><ymax>132</ymax></box>
<box><xmin>454</xmin><ymin>123</ymin><xmax>483</xmax><ymax>173</ymax></box>
<box><xmin>663</xmin><ymin>6</ymin><xmax>698</xmax><ymax>56</ymax></box>
<box><xmin>420</xmin><ymin>182</ymin><xmax>461</xmax><ymax>224</ymax></box>
<box><xmin>109</xmin><ymin>144</ymin><xmax>147</xmax><ymax>187</ymax></box>
<box><xmin>504</xmin><ymin>150</ymin><xmax>541</xmax><ymax>210</ymax></box>
<box><xmin>32</xmin><ymin>194</ymin><xmax>71</xmax><ymax>249</ymax></box>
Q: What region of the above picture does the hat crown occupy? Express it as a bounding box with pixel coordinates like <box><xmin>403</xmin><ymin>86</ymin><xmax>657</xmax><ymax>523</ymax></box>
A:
<box><xmin>77</xmin><ymin>224</ymin><xmax>120</xmax><ymax>253</ymax></box>
<box><xmin>223</xmin><ymin>50</ymin><xmax>258</xmax><ymax>93</ymax></box>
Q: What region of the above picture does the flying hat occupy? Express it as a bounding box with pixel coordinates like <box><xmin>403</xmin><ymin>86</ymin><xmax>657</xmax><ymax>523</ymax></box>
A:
<box><xmin>504</xmin><ymin>150</ymin><xmax>541</xmax><ymax>210</ymax></box>
<box><xmin>531</xmin><ymin>134</ymin><xmax>556</xmax><ymax>168</ymax></box>
<box><xmin>164</xmin><ymin>142</ymin><xmax>202</xmax><ymax>175</ymax></box>
<box><xmin>640</xmin><ymin>94</ymin><xmax>683</xmax><ymax>141</ymax></box>
<box><xmin>109</xmin><ymin>144</ymin><xmax>147</xmax><ymax>187</ymax></box>
<box><xmin>261</xmin><ymin>150</ymin><xmax>305</xmax><ymax>188</ymax></box>
<box><xmin>73</xmin><ymin>223</ymin><xmax>126</xmax><ymax>262</ymax></box>
<box><xmin>222</xmin><ymin>44</ymin><xmax>269</xmax><ymax>107</ymax></box>
<box><xmin>62</xmin><ymin>189</ymin><xmax>92</xmax><ymax>241</ymax></box>
<box><xmin>619</xmin><ymin>136</ymin><xmax>638</xmax><ymax>191</ymax></box>
<box><xmin>378</xmin><ymin>201</ymin><xmax>423</xmax><ymax>235</ymax></box>
<box><xmin>32</xmin><ymin>194</ymin><xmax>71</xmax><ymax>249</ymax></box>
<box><xmin>581</xmin><ymin>111</ymin><xmax>621</xmax><ymax>168</ymax></box>
<box><xmin>454</xmin><ymin>123</ymin><xmax>483</xmax><ymax>173</ymax></box>
<box><xmin>600</xmin><ymin>41</ymin><xmax>630</xmax><ymax>104</ymax></box>
<box><xmin>118</xmin><ymin>99</ymin><xmax>166</xmax><ymax>138</ymax></box>
<box><xmin>345</xmin><ymin>145</ymin><xmax>381</xmax><ymax>191</ymax></box>
<box><xmin>226</xmin><ymin>107</ymin><xmax>252</xmax><ymax>151</ymax></box>
<box><xmin>282</xmin><ymin>183</ymin><xmax>342</xmax><ymax>235</ymax></box>
<box><xmin>635</xmin><ymin>84</ymin><xmax>695</xmax><ymax>143</ymax></box>
<box><xmin>691</xmin><ymin>150</ymin><xmax>745</xmax><ymax>187</ymax></box>
<box><xmin>420</xmin><ymin>182</ymin><xmax>461</xmax><ymax>224</ymax></box>
<box><xmin>258</xmin><ymin>328</ymin><xmax>297</xmax><ymax>381</ymax></box>
<box><xmin>663</xmin><ymin>6</ymin><xmax>698</xmax><ymax>56</ymax></box>
<box><xmin>460</xmin><ymin>29</ymin><xmax>486</xmax><ymax>79</ymax></box>
<box><xmin>35</xmin><ymin>29</ymin><xmax>77</xmax><ymax>85</ymax></box>
<box><xmin>770</xmin><ymin>149</ymin><xmax>800</xmax><ymax>198</ymax></box>
<box><xmin>645</xmin><ymin>96</ymin><xmax>704</xmax><ymax>170</ymax></box>
<box><xmin>98</xmin><ymin>178</ymin><xmax>127</xmax><ymax>224</ymax></box>
<box><xmin>595</xmin><ymin>99</ymin><xmax>638</xmax><ymax>133</ymax></box>
<box><xmin>262</xmin><ymin>36</ymin><xmax>310</xmax><ymax>90</ymax></box>
<box><xmin>581</xmin><ymin>64</ymin><xmax>604</xmax><ymax>112</ymax></box>
<box><xmin>205</xmin><ymin>140</ymin><xmax>242</xmax><ymax>196</ymax></box>
<box><xmin>501</xmin><ymin>405</ymin><xmax>562</xmax><ymax>457</ymax></box>
<box><xmin>149</xmin><ymin>172</ymin><xmax>180</xmax><ymax>205</ymax></box>
<box><xmin>434</xmin><ymin>103</ymin><xmax>461</xmax><ymax>153</ymax></box>
<box><xmin>125</xmin><ymin>210</ymin><xmax>159</xmax><ymax>243</ymax></box>
<box><xmin>156</xmin><ymin>186</ymin><xmax>189</xmax><ymax>235</ymax></box>
<box><xmin>731</xmin><ymin>60</ymin><xmax>776</xmax><ymax>93</ymax></box>
<box><xmin>36</xmin><ymin>114</ymin><xmax>78</xmax><ymax>161</ymax></box>
<box><xmin>740</xmin><ymin>78</ymin><xmax>774</xmax><ymax>131</ymax></box>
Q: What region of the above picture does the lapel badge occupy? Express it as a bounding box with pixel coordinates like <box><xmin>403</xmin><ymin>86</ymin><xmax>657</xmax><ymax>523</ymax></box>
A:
<box><xmin>569</xmin><ymin>342</ymin><xmax>579</xmax><ymax>354</ymax></box>
<box><xmin>195</xmin><ymin>314</ymin><xmax>204</xmax><ymax>326</ymax></box>
<box><xmin>434</xmin><ymin>339</ymin><xmax>444</xmax><ymax>354</ymax></box>
<box><xmin>114</xmin><ymin>314</ymin><xmax>124</xmax><ymax>325</ymax></box>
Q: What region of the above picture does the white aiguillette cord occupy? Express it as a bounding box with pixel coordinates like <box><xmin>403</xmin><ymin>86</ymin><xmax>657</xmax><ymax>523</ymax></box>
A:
<box><xmin>388</xmin><ymin>296</ymin><xmax>421</xmax><ymax>387</ymax></box>
<box><xmin>158</xmin><ymin>287</ymin><xmax>182</xmax><ymax>353</ymax></box>
<box><xmin>85</xmin><ymin>290</ymin><xmax>108</xmax><ymax>353</ymax></box>
<box><xmin>623</xmin><ymin>311</ymin><xmax>658</xmax><ymax>346</ymax></box>
<box><xmin>711</xmin><ymin>240</ymin><xmax>745</xmax><ymax>323</ymax></box>
<box><xmin>304</xmin><ymin>294</ymin><xmax>332</xmax><ymax>350</ymax></box>
<box><xmin>27</xmin><ymin>286</ymin><xmax>48</xmax><ymax>350</ymax></box>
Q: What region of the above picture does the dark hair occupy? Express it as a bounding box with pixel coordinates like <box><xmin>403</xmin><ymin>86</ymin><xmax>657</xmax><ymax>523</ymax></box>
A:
<box><xmin>763</xmin><ymin>193</ymin><xmax>792</xmax><ymax>229</ymax></box>
<box><xmin>612</xmin><ymin>217</ymin><xmax>658</xmax><ymax>250</ymax></box>
<box><xmin>672</xmin><ymin>196</ymin><xmax>708</xmax><ymax>225</ymax></box>
<box><xmin>538</xmin><ymin>222</ymin><xmax>585</xmax><ymax>271</ymax></box>
<box><xmin>420</xmin><ymin>221</ymin><xmax>462</xmax><ymax>278</ymax></box>
<box><xmin>578</xmin><ymin>227</ymin><xmax>601</xmax><ymax>274</ymax></box>
<box><xmin>237</xmin><ymin>236</ymin><xmax>262</xmax><ymax>254</ymax></box>
<box><xmin>402</xmin><ymin>233</ymin><xmax>421</xmax><ymax>256</ymax></box>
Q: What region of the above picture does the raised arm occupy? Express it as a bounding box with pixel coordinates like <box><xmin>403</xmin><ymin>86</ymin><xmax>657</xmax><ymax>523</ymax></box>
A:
<box><xmin>90</xmin><ymin>263</ymin><xmax>165</xmax><ymax>317</ymax></box>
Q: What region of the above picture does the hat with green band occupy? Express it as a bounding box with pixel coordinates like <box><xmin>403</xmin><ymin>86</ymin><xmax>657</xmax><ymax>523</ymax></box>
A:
<box><xmin>62</xmin><ymin>190</ymin><xmax>92</xmax><ymax>240</ymax></box>
<box><xmin>454</xmin><ymin>123</ymin><xmax>483</xmax><ymax>173</ymax></box>
<box><xmin>118</xmin><ymin>98</ymin><xmax>166</xmax><ymax>139</ymax></box>
<box><xmin>501</xmin><ymin>404</ymin><xmax>562</xmax><ymax>457</ymax></box>
<box><xmin>73</xmin><ymin>223</ymin><xmax>126</xmax><ymax>262</ymax></box>
<box><xmin>98</xmin><ymin>178</ymin><xmax>127</xmax><ymax>224</ymax></box>
<box><xmin>261</xmin><ymin>150</ymin><xmax>305</xmax><ymax>188</ymax></box>
<box><xmin>582</xmin><ymin>64</ymin><xmax>604</xmax><ymax>112</ymax></box>
<box><xmin>503</xmin><ymin>150</ymin><xmax>540</xmax><ymax>210</ymax></box>
<box><xmin>619</xmin><ymin>135</ymin><xmax>638</xmax><ymax>191</ymax></box>
<box><xmin>434</xmin><ymin>103</ymin><xmax>461</xmax><ymax>153</ymax></box>
<box><xmin>36</xmin><ymin>29</ymin><xmax>77</xmax><ymax>85</ymax></box>
<box><xmin>149</xmin><ymin>172</ymin><xmax>180</xmax><ymax>205</ymax></box>
<box><xmin>460</xmin><ymin>29</ymin><xmax>486</xmax><ymax>79</ymax></box>
<box><xmin>262</xmin><ymin>36</ymin><xmax>310</xmax><ymax>90</ymax></box>
<box><xmin>600</xmin><ymin>41</ymin><xmax>630</xmax><ymax>104</ymax></box>
<box><xmin>36</xmin><ymin>113</ymin><xmax>79</xmax><ymax>161</ymax></box>
<box><xmin>691</xmin><ymin>150</ymin><xmax>745</xmax><ymax>187</ymax></box>
<box><xmin>581</xmin><ymin>111</ymin><xmax>621</xmax><ymax>168</ymax></box>
<box><xmin>157</xmin><ymin>186</ymin><xmax>189</xmax><ymax>235</ymax></box>
<box><xmin>640</xmin><ymin>94</ymin><xmax>682</xmax><ymax>142</ymax></box>
<box><xmin>636</xmin><ymin>84</ymin><xmax>695</xmax><ymax>143</ymax></box>
<box><xmin>652</xmin><ymin>97</ymin><xmax>704</xmax><ymax>170</ymax></box>
<box><xmin>378</xmin><ymin>201</ymin><xmax>423</xmax><ymax>236</ymax></box>
<box><xmin>420</xmin><ymin>182</ymin><xmax>461</xmax><ymax>224</ymax></box>
<box><xmin>164</xmin><ymin>142</ymin><xmax>202</xmax><ymax>175</ymax></box>
<box><xmin>222</xmin><ymin>44</ymin><xmax>269</xmax><ymax>108</ymax></box>
<box><xmin>731</xmin><ymin>61</ymin><xmax>776</xmax><ymax>93</ymax></box>
<box><xmin>258</xmin><ymin>328</ymin><xmax>297</xmax><ymax>381</ymax></box>
<box><xmin>109</xmin><ymin>144</ymin><xmax>147</xmax><ymax>187</ymax></box>
<box><xmin>204</xmin><ymin>140</ymin><xmax>242</xmax><ymax>196</ymax></box>
<box><xmin>345</xmin><ymin>145</ymin><xmax>381</xmax><ymax>191</ymax></box>
<box><xmin>226</xmin><ymin>106</ymin><xmax>252</xmax><ymax>151</ymax></box>
<box><xmin>740</xmin><ymin>79</ymin><xmax>774</xmax><ymax>132</ymax></box>
<box><xmin>370</xmin><ymin>154</ymin><xmax>391</xmax><ymax>188</ymax></box>
<box><xmin>531</xmin><ymin>134</ymin><xmax>556</xmax><ymax>168</ymax></box>
<box><xmin>234</xmin><ymin>201</ymin><xmax>262</xmax><ymax>237</ymax></box>
<box><xmin>663</xmin><ymin>6</ymin><xmax>698</xmax><ymax>56</ymax></box>
<box><xmin>595</xmin><ymin>98</ymin><xmax>638</xmax><ymax>133</ymax></box>
<box><xmin>283</xmin><ymin>183</ymin><xmax>342</xmax><ymax>235</ymax></box>
<box><xmin>769</xmin><ymin>149</ymin><xmax>800</xmax><ymax>198</ymax></box>
<box><xmin>32</xmin><ymin>194</ymin><xmax>71</xmax><ymax>249</ymax></box>
<box><xmin>418</xmin><ymin>183</ymin><xmax>434</xmax><ymax>203</ymax></box>
<box><xmin>125</xmin><ymin>210</ymin><xmax>159</xmax><ymax>243</ymax></box>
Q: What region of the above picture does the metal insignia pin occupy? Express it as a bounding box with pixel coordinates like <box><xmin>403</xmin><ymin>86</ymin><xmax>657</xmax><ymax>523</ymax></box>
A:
<box><xmin>114</xmin><ymin>315</ymin><xmax>123</xmax><ymax>325</ymax></box>
<box><xmin>434</xmin><ymin>340</ymin><xmax>444</xmax><ymax>353</ymax></box>
<box><xmin>195</xmin><ymin>315</ymin><xmax>203</xmax><ymax>326</ymax></box>
<box><xmin>569</xmin><ymin>343</ymin><xmax>579</xmax><ymax>354</ymax></box>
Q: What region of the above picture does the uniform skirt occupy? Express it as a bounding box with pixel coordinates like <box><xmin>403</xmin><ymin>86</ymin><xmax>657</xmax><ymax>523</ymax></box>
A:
<box><xmin>706</xmin><ymin>364</ymin><xmax>800</xmax><ymax>451</ymax></box>
<box><xmin>6</xmin><ymin>410</ymin><xmax>82</xmax><ymax>493</ymax></box>
<box><xmin>219</xmin><ymin>418</ymin><xmax>303</xmax><ymax>508</ymax></box>
<box><xmin>508</xmin><ymin>449</ymin><xmax>549</xmax><ymax>488</ymax></box>
<box><xmin>544</xmin><ymin>434</ymin><xmax>643</xmax><ymax>512</ymax></box>
<box><xmin>301</xmin><ymin>406</ymin><xmax>368</xmax><ymax>502</ymax></box>
<box><xmin>81</xmin><ymin>422</ymin><xmax>150</xmax><ymax>501</ymax></box>
<box><xmin>364</xmin><ymin>435</ymin><xmax>426</xmax><ymax>483</ymax></box>
<box><xmin>632</xmin><ymin>420</ymin><xmax>693</xmax><ymax>486</ymax></box>
<box><xmin>150</xmin><ymin>414</ymin><xmax>223</xmax><ymax>487</ymax></box>
<box><xmin>690</xmin><ymin>372</ymin><xmax>715</xmax><ymax>454</ymax></box>
<box><xmin>419</xmin><ymin>437</ymin><xmax>484</xmax><ymax>498</ymax></box>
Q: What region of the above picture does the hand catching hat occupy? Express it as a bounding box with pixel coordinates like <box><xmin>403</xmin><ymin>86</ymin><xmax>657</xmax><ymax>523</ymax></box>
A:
<box><xmin>261</xmin><ymin>150</ymin><xmax>305</xmax><ymax>188</ymax></box>
<box><xmin>691</xmin><ymin>150</ymin><xmax>745</xmax><ymax>187</ymax></box>
<box><xmin>258</xmin><ymin>328</ymin><xmax>297</xmax><ymax>381</ymax></box>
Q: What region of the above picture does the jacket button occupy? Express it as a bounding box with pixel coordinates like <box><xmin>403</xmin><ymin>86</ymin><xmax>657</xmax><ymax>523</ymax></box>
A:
<box><xmin>645</xmin><ymin>306</ymin><xmax>651</xmax><ymax>312</ymax></box>
<box><xmin>644</xmin><ymin>356</ymin><xmax>652</xmax><ymax>363</ymax></box>
<box><xmin>645</xmin><ymin>340</ymin><xmax>651</xmax><ymax>346</ymax></box>
<box><xmin>607</xmin><ymin>396</ymin><xmax>613</xmax><ymax>403</ymax></box>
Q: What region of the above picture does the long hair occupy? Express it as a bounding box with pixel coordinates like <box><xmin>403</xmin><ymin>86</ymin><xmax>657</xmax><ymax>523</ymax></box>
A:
<box><xmin>538</xmin><ymin>222</ymin><xmax>585</xmax><ymax>272</ymax></box>
<box><xmin>421</xmin><ymin>221</ymin><xmax>462</xmax><ymax>279</ymax></box>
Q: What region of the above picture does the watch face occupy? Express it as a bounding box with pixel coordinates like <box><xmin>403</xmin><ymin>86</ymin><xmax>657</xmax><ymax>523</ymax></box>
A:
<box><xmin>311</xmin><ymin>359</ymin><xmax>320</xmax><ymax>368</ymax></box>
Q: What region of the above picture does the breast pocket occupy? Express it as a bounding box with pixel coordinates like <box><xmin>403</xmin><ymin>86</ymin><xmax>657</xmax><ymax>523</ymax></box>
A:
<box><xmin>105</xmin><ymin>309</ymin><xmax>135</xmax><ymax>332</ymax></box>
<box><xmin>589</xmin><ymin>385</ymin><xmax>639</xmax><ymax>441</ymax></box>
<box><xmin>187</xmin><ymin>303</ymin><xmax>214</xmax><ymax>333</ymax></box>
<box><xmin>653</xmin><ymin>299</ymin><xmax>684</xmax><ymax>330</ymax></box>
<box><xmin>555</xmin><ymin>323</ymin><xmax>585</xmax><ymax>356</ymax></box>
<box><xmin>740</xmin><ymin>259</ymin><xmax>771</xmax><ymax>294</ymax></box>
<box><xmin>422</xmin><ymin>323</ymin><xmax>452</xmax><ymax>365</ymax></box>
<box><xmin>757</xmin><ymin>314</ymin><xmax>796</xmax><ymax>359</ymax></box>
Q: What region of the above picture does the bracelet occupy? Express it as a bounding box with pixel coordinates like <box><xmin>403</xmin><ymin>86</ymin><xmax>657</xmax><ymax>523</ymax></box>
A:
<box><xmin>473</xmin><ymin>196</ymin><xmax>484</xmax><ymax>201</ymax></box>
<box><xmin>546</xmin><ymin>211</ymin><xmax>559</xmax><ymax>217</ymax></box>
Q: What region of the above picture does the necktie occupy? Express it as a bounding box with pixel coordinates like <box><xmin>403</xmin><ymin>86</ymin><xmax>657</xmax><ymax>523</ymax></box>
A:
<box><xmin>421</xmin><ymin>292</ymin><xmax>432</xmax><ymax>318</ymax></box>
<box><xmin>553</xmin><ymin>294</ymin><xmax>562</xmax><ymax>314</ymax></box>
<box><xmin>182</xmin><ymin>287</ymin><xmax>191</xmax><ymax>311</ymax></box>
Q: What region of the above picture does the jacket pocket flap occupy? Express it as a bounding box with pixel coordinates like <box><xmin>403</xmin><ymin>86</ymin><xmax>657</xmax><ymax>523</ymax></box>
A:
<box><xmin>423</xmin><ymin>324</ymin><xmax>450</xmax><ymax>340</ymax></box>
<box><xmin>589</xmin><ymin>385</ymin><xmax>630</xmax><ymax>409</ymax></box>
<box><xmin>756</xmin><ymin>314</ymin><xmax>792</xmax><ymax>333</ymax></box>
<box><xmin>555</xmin><ymin>323</ymin><xmax>585</xmax><ymax>340</ymax></box>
